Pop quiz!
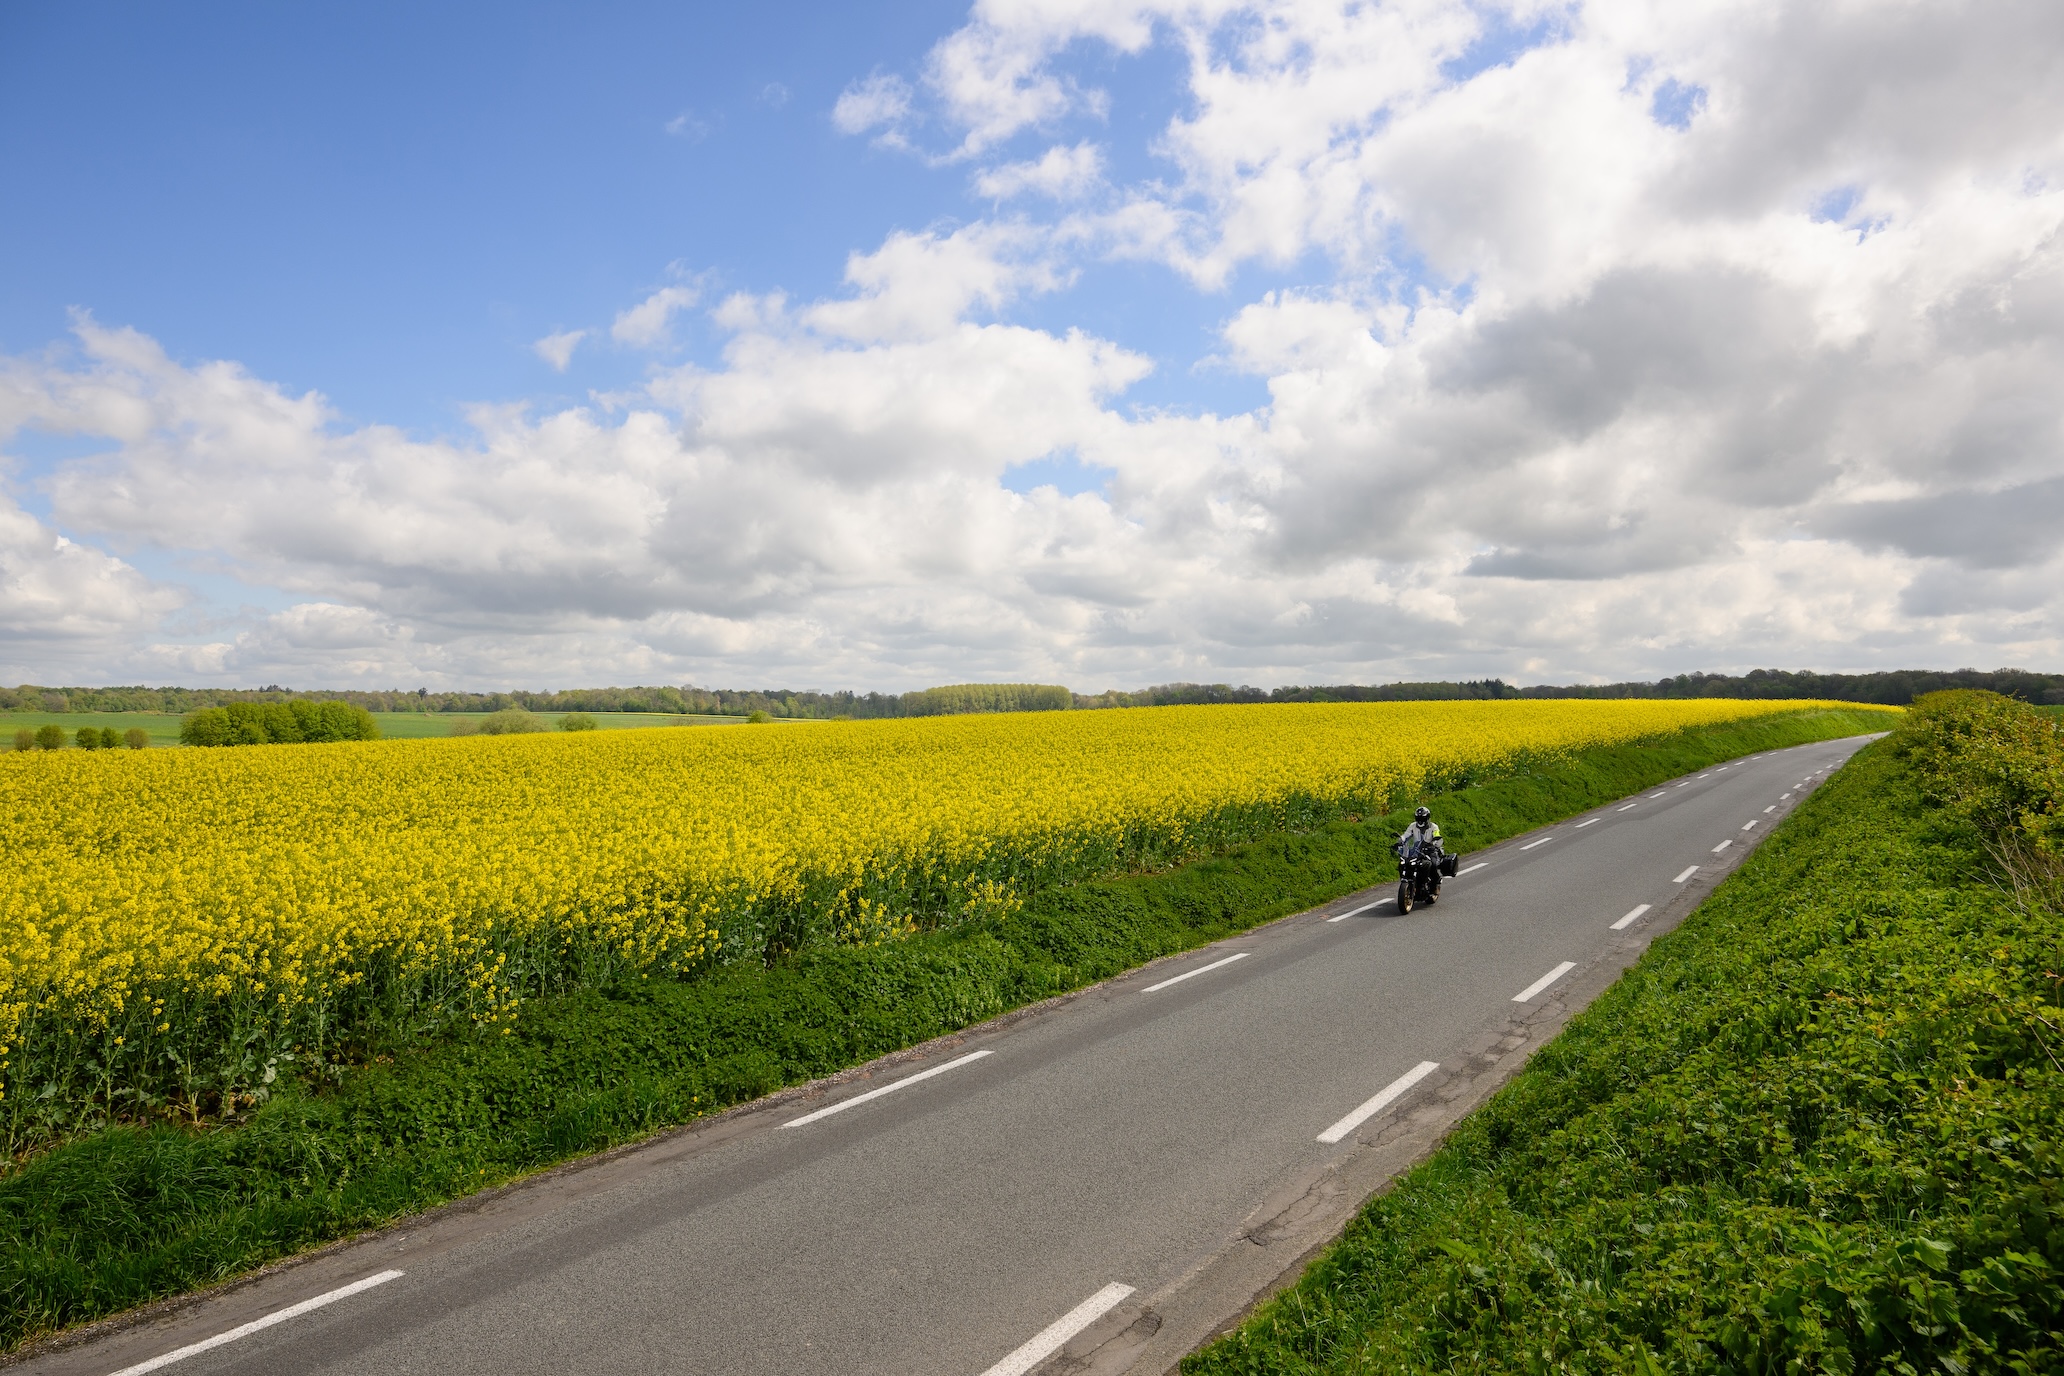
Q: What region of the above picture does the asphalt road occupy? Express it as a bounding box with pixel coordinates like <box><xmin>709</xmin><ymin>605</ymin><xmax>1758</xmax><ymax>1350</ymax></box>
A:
<box><xmin>26</xmin><ymin>734</ymin><xmax>1879</xmax><ymax>1376</ymax></box>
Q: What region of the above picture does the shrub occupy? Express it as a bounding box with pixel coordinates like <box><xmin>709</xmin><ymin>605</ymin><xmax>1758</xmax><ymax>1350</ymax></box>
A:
<box><xmin>75</xmin><ymin>727</ymin><xmax>101</xmax><ymax>750</ymax></box>
<box><xmin>99</xmin><ymin>727</ymin><xmax>119</xmax><ymax>749</ymax></box>
<box><xmin>123</xmin><ymin>729</ymin><xmax>150</xmax><ymax>750</ymax></box>
<box><xmin>180</xmin><ymin>701</ymin><xmax>380</xmax><ymax>747</ymax></box>
<box><xmin>12</xmin><ymin>728</ymin><xmax>32</xmax><ymax>752</ymax></box>
<box><xmin>475</xmin><ymin>709</ymin><xmax>547</xmax><ymax>735</ymax></box>
<box><xmin>745</xmin><ymin>709</ymin><xmax>772</xmax><ymax>724</ymax></box>
<box><xmin>34</xmin><ymin>724</ymin><xmax>64</xmax><ymax>750</ymax></box>
<box><xmin>558</xmin><ymin>712</ymin><xmax>598</xmax><ymax>732</ymax></box>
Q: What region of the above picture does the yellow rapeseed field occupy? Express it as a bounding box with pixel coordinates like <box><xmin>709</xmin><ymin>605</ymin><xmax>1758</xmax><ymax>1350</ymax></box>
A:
<box><xmin>0</xmin><ymin>699</ymin><xmax>1874</xmax><ymax>1121</ymax></box>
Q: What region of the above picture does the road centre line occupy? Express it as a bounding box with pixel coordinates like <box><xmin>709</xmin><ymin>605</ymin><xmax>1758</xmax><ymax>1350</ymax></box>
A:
<box><xmin>1520</xmin><ymin>837</ymin><xmax>1554</xmax><ymax>850</ymax></box>
<box><xmin>1611</xmin><ymin>904</ymin><xmax>1652</xmax><ymax>931</ymax></box>
<box><xmin>1673</xmin><ymin>866</ymin><xmax>1701</xmax><ymax>883</ymax></box>
<box><xmin>1712</xmin><ymin>839</ymin><xmax>1733</xmax><ymax>853</ymax></box>
<box><xmin>1316</xmin><ymin>1060</ymin><xmax>1441</xmax><ymax>1144</ymax></box>
<box><xmin>1513</xmin><ymin>962</ymin><xmax>1578</xmax><ymax>1003</ymax></box>
<box><xmin>1142</xmin><ymin>952</ymin><xmax>1249</xmax><ymax>993</ymax></box>
<box><xmin>977</xmin><ymin>1283</ymin><xmax>1136</xmax><ymax>1376</ymax></box>
<box><xmin>781</xmin><ymin>1050</ymin><xmax>993</xmax><ymax>1128</ymax></box>
<box><xmin>1457</xmin><ymin>863</ymin><xmax>1488</xmax><ymax>876</ymax></box>
<box><xmin>105</xmin><ymin>1271</ymin><xmax>405</xmax><ymax>1376</ymax></box>
<box><xmin>1327</xmin><ymin>901</ymin><xmax>1384</xmax><ymax>923</ymax></box>
<box><xmin>1575</xmin><ymin>819</ymin><xmax>1598</xmax><ymax>828</ymax></box>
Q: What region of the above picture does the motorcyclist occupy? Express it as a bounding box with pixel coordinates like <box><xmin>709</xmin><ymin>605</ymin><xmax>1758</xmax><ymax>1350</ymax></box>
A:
<box><xmin>1396</xmin><ymin>807</ymin><xmax>1444</xmax><ymax>893</ymax></box>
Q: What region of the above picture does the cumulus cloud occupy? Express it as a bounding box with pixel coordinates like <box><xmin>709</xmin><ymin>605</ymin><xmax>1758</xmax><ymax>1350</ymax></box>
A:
<box><xmin>611</xmin><ymin>285</ymin><xmax>700</xmax><ymax>348</ymax></box>
<box><xmin>832</xmin><ymin>72</ymin><xmax>914</xmax><ymax>137</ymax></box>
<box><xmin>974</xmin><ymin>142</ymin><xmax>1104</xmax><ymax>200</ymax></box>
<box><xmin>5</xmin><ymin>0</ymin><xmax>2064</xmax><ymax>688</ymax></box>
<box><xmin>532</xmin><ymin>329</ymin><xmax>586</xmax><ymax>371</ymax></box>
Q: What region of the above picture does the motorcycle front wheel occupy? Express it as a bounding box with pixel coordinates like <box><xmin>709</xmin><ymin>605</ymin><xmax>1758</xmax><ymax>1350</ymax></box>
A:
<box><xmin>1396</xmin><ymin>880</ymin><xmax>1413</xmax><ymax>913</ymax></box>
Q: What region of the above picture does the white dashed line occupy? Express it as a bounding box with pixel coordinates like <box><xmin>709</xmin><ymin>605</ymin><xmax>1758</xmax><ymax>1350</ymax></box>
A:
<box><xmin>1712</xmin><ymin>839</ymin><xmax>1733</xmax><ymax>854</ymax></box>
<box><xmin>1457</xmin><ymin>863</ymin><xmax>1488</xmax><ymax>876</ymax></box>
<box><xmin>105</xmin><ymin>1271</ymin><xmax>405</xmax><ymax>1376</ymax></box>
<box><xmin>1741</xmin><ymin>820</ymin><xmax>1757</xmax><ymax>830</ymax></box>
<box><xmin>1763</xmin><ymin>805</ymin><xmax>1776</xmax><ymax>813</ymax></box>
<box><xmin>1316</xmin><ymin>1060</ymin><xmax>1441</xmax><ymax>1144</ymax></box>
<box><xmin>978</xmin><ymin>1283</ymin><xmax>1137</xmax><ymax>1376</ymax></box>
<box><xmin>1575</xmin><ymin>818</ymin><xmax>1598</xmax><ymax>828</ymax></box>
<box><xmin>1142</xmin><ymin>952</ymin><xmax>1250</xmax><ymax>993</ymax></box>
<box><xmin>1617</xmin><ymin>804</ymin><xmax>1638</xmax><ymax>812</ymax></box>
<box><xmin>781</xmin><ymin>1050</ymin><xmax>993</xmax><ymax>1128</ymax></box>
<box><xmin>1520</xmin><ymin>837</ymin><xmax>1554</xmax><ymax>851</ymax></box>
<box><xmin>1326</xmin><ymin>901</ymin><xmax>1384</xmax><ymax>923</ymax></box>
<box><xmin>1513</xmin><ymin>962</ymin><xmax>1578</xmax><ymax>1003</ymax></box>
<box><xmin>1651</xmin><ymin>792</ymin><xmax>1668</xmax><ymax>799</ymax></box>
<box><xmin>1611</xmin><ymin>904</ymin><xmax>1652</xmax><ymax>931</ymax></box>
<box><xmin>1672</xmin><ymin>866</ymin><xmax>1700</xmax><ymax>883</ymax></box>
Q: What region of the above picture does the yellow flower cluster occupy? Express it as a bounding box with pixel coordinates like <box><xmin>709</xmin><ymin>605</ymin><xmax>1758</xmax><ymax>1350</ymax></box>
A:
<box><xmin>0</xmin><ymin>699</ymin><xmax>1874</xmax><ymax>1114</ymax></box>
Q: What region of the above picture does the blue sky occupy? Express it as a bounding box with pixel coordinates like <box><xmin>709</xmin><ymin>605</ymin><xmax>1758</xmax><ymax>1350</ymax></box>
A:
<box><xmin>2</xmin><ymin>0</ymin><xmax>2060</xmax><ymax>691</ymax></box>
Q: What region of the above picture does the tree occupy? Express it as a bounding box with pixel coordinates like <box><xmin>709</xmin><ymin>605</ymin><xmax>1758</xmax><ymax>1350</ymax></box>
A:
<box><xmin>12</xmin><ymin>728</ymin><xmax>33</xmax><ymax>752</ymax></box>
<box><xmin>124</xmin><ymin>728</ymin><xmax>150</xmax><ymax>749</ymax></box>
<box><xmin>75</xmin><ymin>727</ymin><xmax>101</xmax><ymax>750</ymax></box>
<box><xmin>35</xmin><ymin>724</ymin><xmax>65</xmax><ymax>750</ymax></box>
<box><xmin>99</xmin><ymin>727</ymin><xmax>120</xmax><ymax>749</ymax></box>
<box><xmin>558</xmin><ymin>712</ymin><xmax>598</xmax><ymax>732</ymax></box>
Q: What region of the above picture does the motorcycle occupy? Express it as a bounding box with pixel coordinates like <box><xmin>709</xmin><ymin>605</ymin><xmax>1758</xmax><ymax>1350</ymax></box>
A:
<box><xmin>1393</xmin><ymin>842</ymin><xmax>1461</xmax><ymax>913</ymax></box>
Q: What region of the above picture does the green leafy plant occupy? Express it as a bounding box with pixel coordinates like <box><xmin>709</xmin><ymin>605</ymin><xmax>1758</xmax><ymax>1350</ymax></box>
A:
<box><xmin>558</xmin><ymin>712</ymin><xmax>599</xmax><ymax>732</ymax></box>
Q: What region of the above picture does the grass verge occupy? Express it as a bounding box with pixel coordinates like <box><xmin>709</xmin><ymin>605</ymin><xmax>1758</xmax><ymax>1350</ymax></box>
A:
<box><xmin>1183</xmin><ymin>708</ymin><xmax>2060</xmax><ymax>1374</ymax></box>
<box><xmin>0</xmin><ymin>707</ymin><xmax>1888</xmax><ymax>1353</ymax></box>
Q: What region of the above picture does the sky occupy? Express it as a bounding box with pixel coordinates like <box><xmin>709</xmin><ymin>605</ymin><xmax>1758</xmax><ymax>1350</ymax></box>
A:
<box><xmin>2</xmin><ymin>0</ymin><xmax>2062</xmax><ymax>693</ymax></box>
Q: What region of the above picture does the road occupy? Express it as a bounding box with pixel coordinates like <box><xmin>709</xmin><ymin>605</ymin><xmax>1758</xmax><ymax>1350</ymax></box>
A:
<box><xmin>24</xmin><ymin>734</ymin><xmax>1878</xmax><ymax>1376</ymax></box>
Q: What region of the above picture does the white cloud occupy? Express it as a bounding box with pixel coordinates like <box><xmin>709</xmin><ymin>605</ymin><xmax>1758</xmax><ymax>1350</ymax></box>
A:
<box><xmin>611</xmin><ymin>285</ymin><xmax>700</xmax><ymax>349</ymax></box>
<box><xmin>974</xmin><ymin>142</ymin><xmax>1104</xmax><ymax>200</ymax></box>
<box><xmin>832</xmin><ymin>72</ymin><xmax>914</xmax><ymax>136</ymax></box>
<box><xmin>532</xmin><ymin>329</ymin><xmax>586</xmax><ymax>372</ymax></box>
<box><xmin>5</xmin><ymin>1</ymin><xmax>2064</xmax><ymax>689</ymax></box>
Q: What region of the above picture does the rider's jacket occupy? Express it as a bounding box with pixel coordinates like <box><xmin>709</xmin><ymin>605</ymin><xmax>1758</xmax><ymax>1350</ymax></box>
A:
<box><xmin>1397</xmin><ymin>820</ymin><xmax>1442</xmax><ymax>857</ymax></box>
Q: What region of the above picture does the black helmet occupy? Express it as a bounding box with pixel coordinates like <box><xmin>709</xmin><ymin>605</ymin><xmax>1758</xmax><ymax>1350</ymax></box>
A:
<box><xmin>1414</xmin><ymin>807</ymin><xmax>1431</xmax><ymax>823</ymax></box>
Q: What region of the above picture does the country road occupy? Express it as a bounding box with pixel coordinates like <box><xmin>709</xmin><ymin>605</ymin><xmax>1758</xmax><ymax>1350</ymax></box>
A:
<box><xmin>23</xmin><ymin>734</ymin><xmax>1879</xmax><ymax>1376</ymax></box>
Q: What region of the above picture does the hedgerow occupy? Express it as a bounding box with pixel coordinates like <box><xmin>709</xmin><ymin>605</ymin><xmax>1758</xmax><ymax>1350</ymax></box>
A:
<box><xmin>1186</xmin><ymin>692</ymin><xmax>2064</xmax><ymax>1375</ymax></box>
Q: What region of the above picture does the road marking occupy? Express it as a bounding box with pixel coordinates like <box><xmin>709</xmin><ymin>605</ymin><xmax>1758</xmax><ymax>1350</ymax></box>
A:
<box><xmin>1575</xmin><ymin>818</ymin><xmax>1598</xmax><ymax>828</ymax></box>
<box><xmin>1316</xmin><ymin>1060</ymin><xmax>1440</xmax><ymax>1144</ymax></box>
<box><xmin>1513</xmin><ymin>962</ymin><xmax>1578</xmax><ymax>1003</ymax></box>
<box><xmin>1611</xmin><ymin>904</ymin><xmax>1652</xmax><ymax>931</ymax></box>
<box><xmin>978</xmin><ymin>1283</ymin><xmax>1137</xmax><ymax>1376</ymax></box>
<box><xmin>106</xmin><ymin>1271</ymin><xmax>404</xmax><ymax>1376</ymax></box>
<box><xmin>1457</xmin><ymin>862</ymin><xmax>1487</xmax><ymax>875</ymax></box>
<box><xmin>1142</xmin><ymin>951</ymin><xmax>1249</xmax><ymax>993</ymax></box>
<box><xmin>1780</xmin><ymin>792</ymin><xmax>1791</xmax><ymax>799</ymax></box>
<box><xmin>781</xmin><ymin>1050</ymin><xmax>993</xmax><ymax>1128</ymax></box>
<box><xmin>1520</xmin><ymin>836</ymin><xmax>1554</xmax><ymax>850</ymax></box>
<box><xmin>1672</xmin><ymin>865</ymin><xmax>1700</xmax><ymax>883</ymax></box>
<box><xmin>1695</xmin><ymin>774</ymin><xmax>1711</xmax><ymax>779</ymax></box>
<box><xmin>1715</xmin><ymin>766</ymin><xmax>1729</xmax><ymax>771</ymax></box>
<box><xmin>1651</xmin><ymin>792</ymin><xmax>1668</xmax><ymax>799</ymax></box>
<box><xmin>1616</xmin><ymin>803</ymin><xmax>1638</xmax><ymax>812</ymax></box>
<box><xmin>1326</xmin><ymin>900</ymin><xmax>1384</xmax><ymax>923</ymax></box>
<box><xmin>1763</xmin><ymin>805</ymin><xmax>1776</xmax><ymax>813</ymax></box>
<box><xmin>1711</xmin><ymin>839</ymin><xmax>1732</xmax><ymax>853</ymax></box>
<box><xmin>1741</xmin><ymin>820</ymin><xmax>1757</xmax><ymax>830</ymax></box>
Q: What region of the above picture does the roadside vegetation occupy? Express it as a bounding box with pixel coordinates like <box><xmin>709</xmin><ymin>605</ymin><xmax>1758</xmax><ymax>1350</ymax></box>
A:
<box><xmin>0</xmin><ymin>705</ymin><xmax>1891</xmax><ymax>1352</ymax></box>
<box><xmin>1185</xmin><ymin>691</ymin><xmax>2063</xmax><ymax>1375</ymax></box>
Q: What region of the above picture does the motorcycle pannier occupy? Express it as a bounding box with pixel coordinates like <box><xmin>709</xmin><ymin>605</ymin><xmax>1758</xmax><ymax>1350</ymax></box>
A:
<box><xmin>1440</xmin><ymin>852</ymin><xmax>1460</xmax><ymax>877</ymax></box>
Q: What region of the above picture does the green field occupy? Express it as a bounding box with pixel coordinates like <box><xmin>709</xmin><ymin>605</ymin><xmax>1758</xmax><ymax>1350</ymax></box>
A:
<box><xmin>1</xmin><ymin>710</ymin><xmax>751</xmax><ymax>747</ymax></box>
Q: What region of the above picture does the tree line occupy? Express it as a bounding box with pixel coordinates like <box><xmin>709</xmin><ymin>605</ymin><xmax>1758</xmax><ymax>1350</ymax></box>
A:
<box><xmin>4</xmin><ymin>666</ymin><xmax>2059</xmax><ymax>725</ymax></box>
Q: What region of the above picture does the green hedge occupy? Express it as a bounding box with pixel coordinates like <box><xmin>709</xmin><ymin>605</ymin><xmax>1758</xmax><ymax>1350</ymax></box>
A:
<box><xmin>179</xmin><ymin>700</ymin><xmax>380</xmax><ymax>746</ymax></box>
<box><xmin>1185</xmin><ymin>701</ymin><xmax>2061</xmax><ymax>1374</ymax></box>
<box><xmin>0</xmin><ymin>708</ymin><xmax>1887</xmax><ymax>1352</ymax></box>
